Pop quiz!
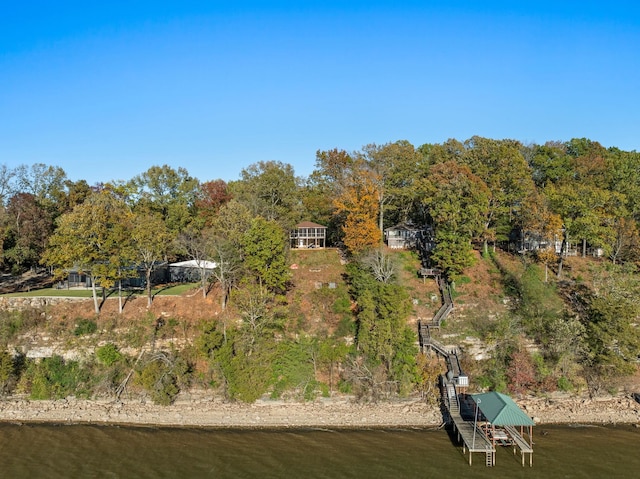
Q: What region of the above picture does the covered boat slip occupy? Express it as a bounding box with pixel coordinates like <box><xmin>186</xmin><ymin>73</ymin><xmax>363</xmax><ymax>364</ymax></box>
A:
<box><xmin>422</xmin><ymin>271</ymin><xmax>535</xmax><ymax>467</ymax></box>
<box><xmin>470</xmin><ymin>392</ymin><xmax>535</xmax><ymax>466</ymax></box>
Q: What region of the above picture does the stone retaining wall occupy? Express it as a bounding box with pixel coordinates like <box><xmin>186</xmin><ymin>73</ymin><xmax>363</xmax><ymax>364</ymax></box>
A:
<box><xmin>0</xmin><ymin>296</ymin><xmax>89</xmax><ymax>311</ymax></box>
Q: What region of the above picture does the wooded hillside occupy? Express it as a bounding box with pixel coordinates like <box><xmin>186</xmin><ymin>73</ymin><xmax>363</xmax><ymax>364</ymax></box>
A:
<box><xmin>1</xmin><ymin>136</ymin><xmax>639</xmax><ymax>403</ymax></box>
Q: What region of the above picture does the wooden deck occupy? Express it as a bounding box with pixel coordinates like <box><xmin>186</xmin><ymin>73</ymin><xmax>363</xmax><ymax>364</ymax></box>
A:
<box><xmin>504</xmin><ymin>425</ymin><xmax>534</xmax><ymax>467</ymax></box>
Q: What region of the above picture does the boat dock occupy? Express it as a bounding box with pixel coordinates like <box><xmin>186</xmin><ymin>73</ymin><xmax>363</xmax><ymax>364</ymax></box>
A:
<box><xmin>420</xmin><ymin>271</ymin><xmax>534</xmax><ymax>467</ymax></box>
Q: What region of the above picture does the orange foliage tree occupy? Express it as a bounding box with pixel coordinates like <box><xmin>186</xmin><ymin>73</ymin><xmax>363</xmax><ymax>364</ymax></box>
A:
<box><xmin>333</xmin><ymin>166</ymin><xmax>381</xmax><ymax>254</ymax></box>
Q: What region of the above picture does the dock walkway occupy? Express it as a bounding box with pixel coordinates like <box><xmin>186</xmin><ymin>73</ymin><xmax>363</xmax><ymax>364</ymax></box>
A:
<box><xmin>418</xmin><ymin>270</ymin><xmax>532</xmax><ymax>467</ymax></box>
<box><xmin>504</xmin><ymin>425</ymin><xmax>534</xmax><ymax>466</ymax></box>
<box><xmin>449</xmin><ymin>403</ymin><xmax>495</xmax><ymax>465</ymax></box>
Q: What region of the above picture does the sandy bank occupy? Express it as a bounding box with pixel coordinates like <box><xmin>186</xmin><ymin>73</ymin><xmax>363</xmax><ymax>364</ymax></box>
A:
<box><xmin>1</xmin><ymin>394</ymin><xmax>639</xmax><ymax>428</ymax></box>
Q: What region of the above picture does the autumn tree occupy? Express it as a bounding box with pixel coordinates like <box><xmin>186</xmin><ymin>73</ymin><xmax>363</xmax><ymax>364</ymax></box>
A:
<box><xmin>57</xmin><ymin>179</ymin><xmax>94</xmax><ymax>214</ymax></box>
<box><xmin>333</xmin><ymin>166</ymin><xmax>381</xmax><ymax>255</ymax></box>
<box><xmin>609</xmin><ymin>217</ymin><xmax>640</xmax><ymax>265</ymax></box>
<box><xmin>43</xmin><ymin>190</ymin><xmax>135</xmax><ymax>314</ymax></box>
<box><xmin>506</xmin><ymin>346</ymin><xmax>537</xmax><ymax>395</ymax></box>
<box><xmin>307</xmin><ymin>148</ymin><xmax>357</xmax><ymax>245</ymax></box>
<box><xmin>196</xmin><ymin>179</ymin><xmax>232</xmax><ymax>228</ymax></box>
<box><xmin>520</xmin><ymin>189</ymin><xmax>563</xmax><ymax>280</ymax></box>
<box><xmin>4</xmin><ymin>193</ymin><xmax>53</xmax><ymax>270</ymax></box>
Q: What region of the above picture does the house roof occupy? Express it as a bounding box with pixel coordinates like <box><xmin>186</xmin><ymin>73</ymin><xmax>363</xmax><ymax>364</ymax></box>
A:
<box><xmin>169</xmin><ymin>260</ymin><xmax>217</xmax><ymax>269</ymax></box>
<box><xmin>384</xmin><ymin>222</ymin><xmax>421</xmax><ymax>232</ymax></box>
<box><xmin>471</xmin><ymin>392</ymin><xmax>535</xmax><ymax>426</ymax></box>
<box><xmin>295</xmin><ymin>221</ymin><xmax>327</xmax><ymax>229</ymax></box>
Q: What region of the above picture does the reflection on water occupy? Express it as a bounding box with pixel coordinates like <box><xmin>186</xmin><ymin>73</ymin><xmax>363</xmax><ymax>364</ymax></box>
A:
<box><xmin>0</xmin><ymin>423</ymin><xmax>638</xmax><ymax>478</ymax></box>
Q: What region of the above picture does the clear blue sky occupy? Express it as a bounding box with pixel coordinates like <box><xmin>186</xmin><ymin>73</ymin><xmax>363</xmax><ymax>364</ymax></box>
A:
<box><xmin>1</xmin><ymin>1</ymin><xmax>639</xmax><ymax>185</ymax></box>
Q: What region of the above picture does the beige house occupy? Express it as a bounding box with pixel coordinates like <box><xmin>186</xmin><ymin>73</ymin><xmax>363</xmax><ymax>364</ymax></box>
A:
<box><xmin>290</xmin><ymin>221</ymin><xmax>327</xmax><ymax>248</ymax></box>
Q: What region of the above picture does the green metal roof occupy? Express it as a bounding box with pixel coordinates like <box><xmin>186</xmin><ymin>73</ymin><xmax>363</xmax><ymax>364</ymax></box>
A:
<box><xmin>471</xmin><ymin>392</ymin><xmax>535</xmax><ymax>426</ymax></box>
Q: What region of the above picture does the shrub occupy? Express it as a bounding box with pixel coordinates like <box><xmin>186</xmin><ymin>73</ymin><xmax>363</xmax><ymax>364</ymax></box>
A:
<box><xmin>136</xmin><ymin>353</ymin><xmax>191</xmax><ymax>405</ymax></box>
<box><xmin>0</xmin><ymin>310</ymin><xmax>45</xmax><ymax>343</ymax></box>
<box><xmin>271</xmin><ymin>340</ymin><xmax>316</xmax><ymax>400</ymax></box>
<box><xmin>74</xmin><ymin>319</ymin><xmax>97</xmax><ymax>336</ymax></box>
<box><xmin>21</xmin><ymin>355</ymin><xmax>94</xmax><ymax>400</ymax></box>
<box><xmin>557</xmin><ymin>376</ymin><xmax>573</xmax><ymax>392</ymax></box>
<box><xmin>137</xmin><ymin>359</ymin><xmax>179</xmax><ymax>405</ymax></box>
<box><xmin>0</xmin><ymin>349</ymin><xmax>15</xmax><ymax>395</ymax></box>
<box><xmin>96</xmin><ymin>343</ymin><xmax>123</xmax><ymax>366</ymax></box>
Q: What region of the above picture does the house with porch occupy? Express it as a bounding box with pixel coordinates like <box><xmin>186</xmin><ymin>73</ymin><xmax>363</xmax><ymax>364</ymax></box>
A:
<box><xmin>385</xmin><ymin>222</ymin><xmax>433</xmax><ymax>250</ymax></box>
<box><xmin>290</xmin><ymin>221</ymin><xmax>327</xmax><ymax>248</ymax></box>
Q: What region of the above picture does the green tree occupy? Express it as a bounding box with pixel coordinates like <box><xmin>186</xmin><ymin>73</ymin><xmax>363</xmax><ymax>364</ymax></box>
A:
<box><xmin>241</xmin><ymin>217</ymin><xmax>290</xmax><ymax>293</ymax></box>
<box><xmin>318</xmin><ymin>337</ymin><xmax>350</xmax><ymax>395</ymax></box>
<box><xmin>527</xmin><ymin>141</ymin><xmax>574</xmax><ymax>187</ymax></box>
<box><xmin>606</xmin><ymin>149</ymin><xmax>640</xmax><ymax>221</ymax></box>
<box><xmin>348</xmin><ymin>262</ymin><xmax>417</xmax><ymax>396</ymax></box>
<box><xmin>418</xmin><ymin>161</ymin><xmax>489</xmax><ymax>280</ymax></box>
<box><xmin>129</xmin><ymin>165</ymin><xmax>199</xmax><ymax>235</ymax></box>
<box><xmin>460</xmin><ymin>136</ymin><xmax>536</xmax><ymax>252</ymax></box>
<box><xmin>131</xmin><ymin>211</ymin><xmax>173</xmax><ymax>307</ymax></box>
<box><xmin>232</xmin><ymin>282</ymin><xmax>286</xmax><ymax>351</ymax></box>
<box><xmin>546</xmin><ymin>182</ymin><xmax>624</xmax><ymax>261</ymax></box>
<box><xmin>0</xmin><ymin>348</ymin><xmax>15</xmax><ymax>395</ymax></box>
<box><xmin>583</xmin><ymin>264</ymin><xmax>640</xmax><ymax>376</ymax></box>
<box><xmin>362</xmin><ymin>140</ymin><xmax>420</xmax><ymax>233</ymax></box>
<box><xmin>230</xmin><ymin>161</ymin><xmax>302</xmax><ymax>230</ymax></box>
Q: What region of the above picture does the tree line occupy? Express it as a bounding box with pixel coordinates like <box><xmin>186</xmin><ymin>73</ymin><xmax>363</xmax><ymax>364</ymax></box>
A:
<box><xmin>2</xmin><ymin>137</ymin><xmax>639</xmax><ymax>280</ymax></box>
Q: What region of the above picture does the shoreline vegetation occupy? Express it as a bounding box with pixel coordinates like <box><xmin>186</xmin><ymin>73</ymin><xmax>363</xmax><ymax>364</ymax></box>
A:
<box><xmin>1</xmin><ymin>392</ymin><xmax>639</xmax><ymax>429</ymax></box>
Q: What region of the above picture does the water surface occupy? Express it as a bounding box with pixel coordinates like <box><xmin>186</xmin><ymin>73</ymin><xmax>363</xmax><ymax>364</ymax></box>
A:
<box><xmin>0</xmin><ymin>423</ymin><xmax>638</xmax><ymax>478</ymax></box>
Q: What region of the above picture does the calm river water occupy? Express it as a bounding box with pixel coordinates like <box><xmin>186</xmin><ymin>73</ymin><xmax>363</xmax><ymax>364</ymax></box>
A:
<box><xmin>0</xmin><ymin>423</ymin><xmax>638</xmax><ymax>478</ymax></box>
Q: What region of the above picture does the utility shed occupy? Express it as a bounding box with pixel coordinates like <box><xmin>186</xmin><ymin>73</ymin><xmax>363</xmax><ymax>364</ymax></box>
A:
<box><xmin>471</xmin><ymin>392</ymin><xmax>535</xmax><ymax>467</ymax></box>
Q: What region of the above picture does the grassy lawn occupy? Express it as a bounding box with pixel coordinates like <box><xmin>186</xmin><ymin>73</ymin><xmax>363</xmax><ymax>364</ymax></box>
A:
<box><xmin>0</xmin><ymin>283</ymin><xmax>198</xmax><ymax>298</ymax></box>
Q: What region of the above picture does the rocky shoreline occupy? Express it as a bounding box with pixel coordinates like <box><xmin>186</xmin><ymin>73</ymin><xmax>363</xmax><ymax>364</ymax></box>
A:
<box><xmin>1</xmin><ymin>393</ymin><xmax>639</xmax><ymax>428</ymax></box>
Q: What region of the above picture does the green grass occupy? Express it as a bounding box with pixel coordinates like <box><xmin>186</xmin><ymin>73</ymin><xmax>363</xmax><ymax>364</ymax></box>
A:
<box><xmin>0</xmin><ymin>283</ymin><xmax>198</xmax><ymax>298</ymax></box>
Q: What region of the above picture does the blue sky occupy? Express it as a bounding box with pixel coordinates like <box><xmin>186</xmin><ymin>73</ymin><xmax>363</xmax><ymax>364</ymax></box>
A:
<box><xmin>1</xmin><ymin>1</ymin><xmax>639</xmax><ymax>185</ymax></box>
